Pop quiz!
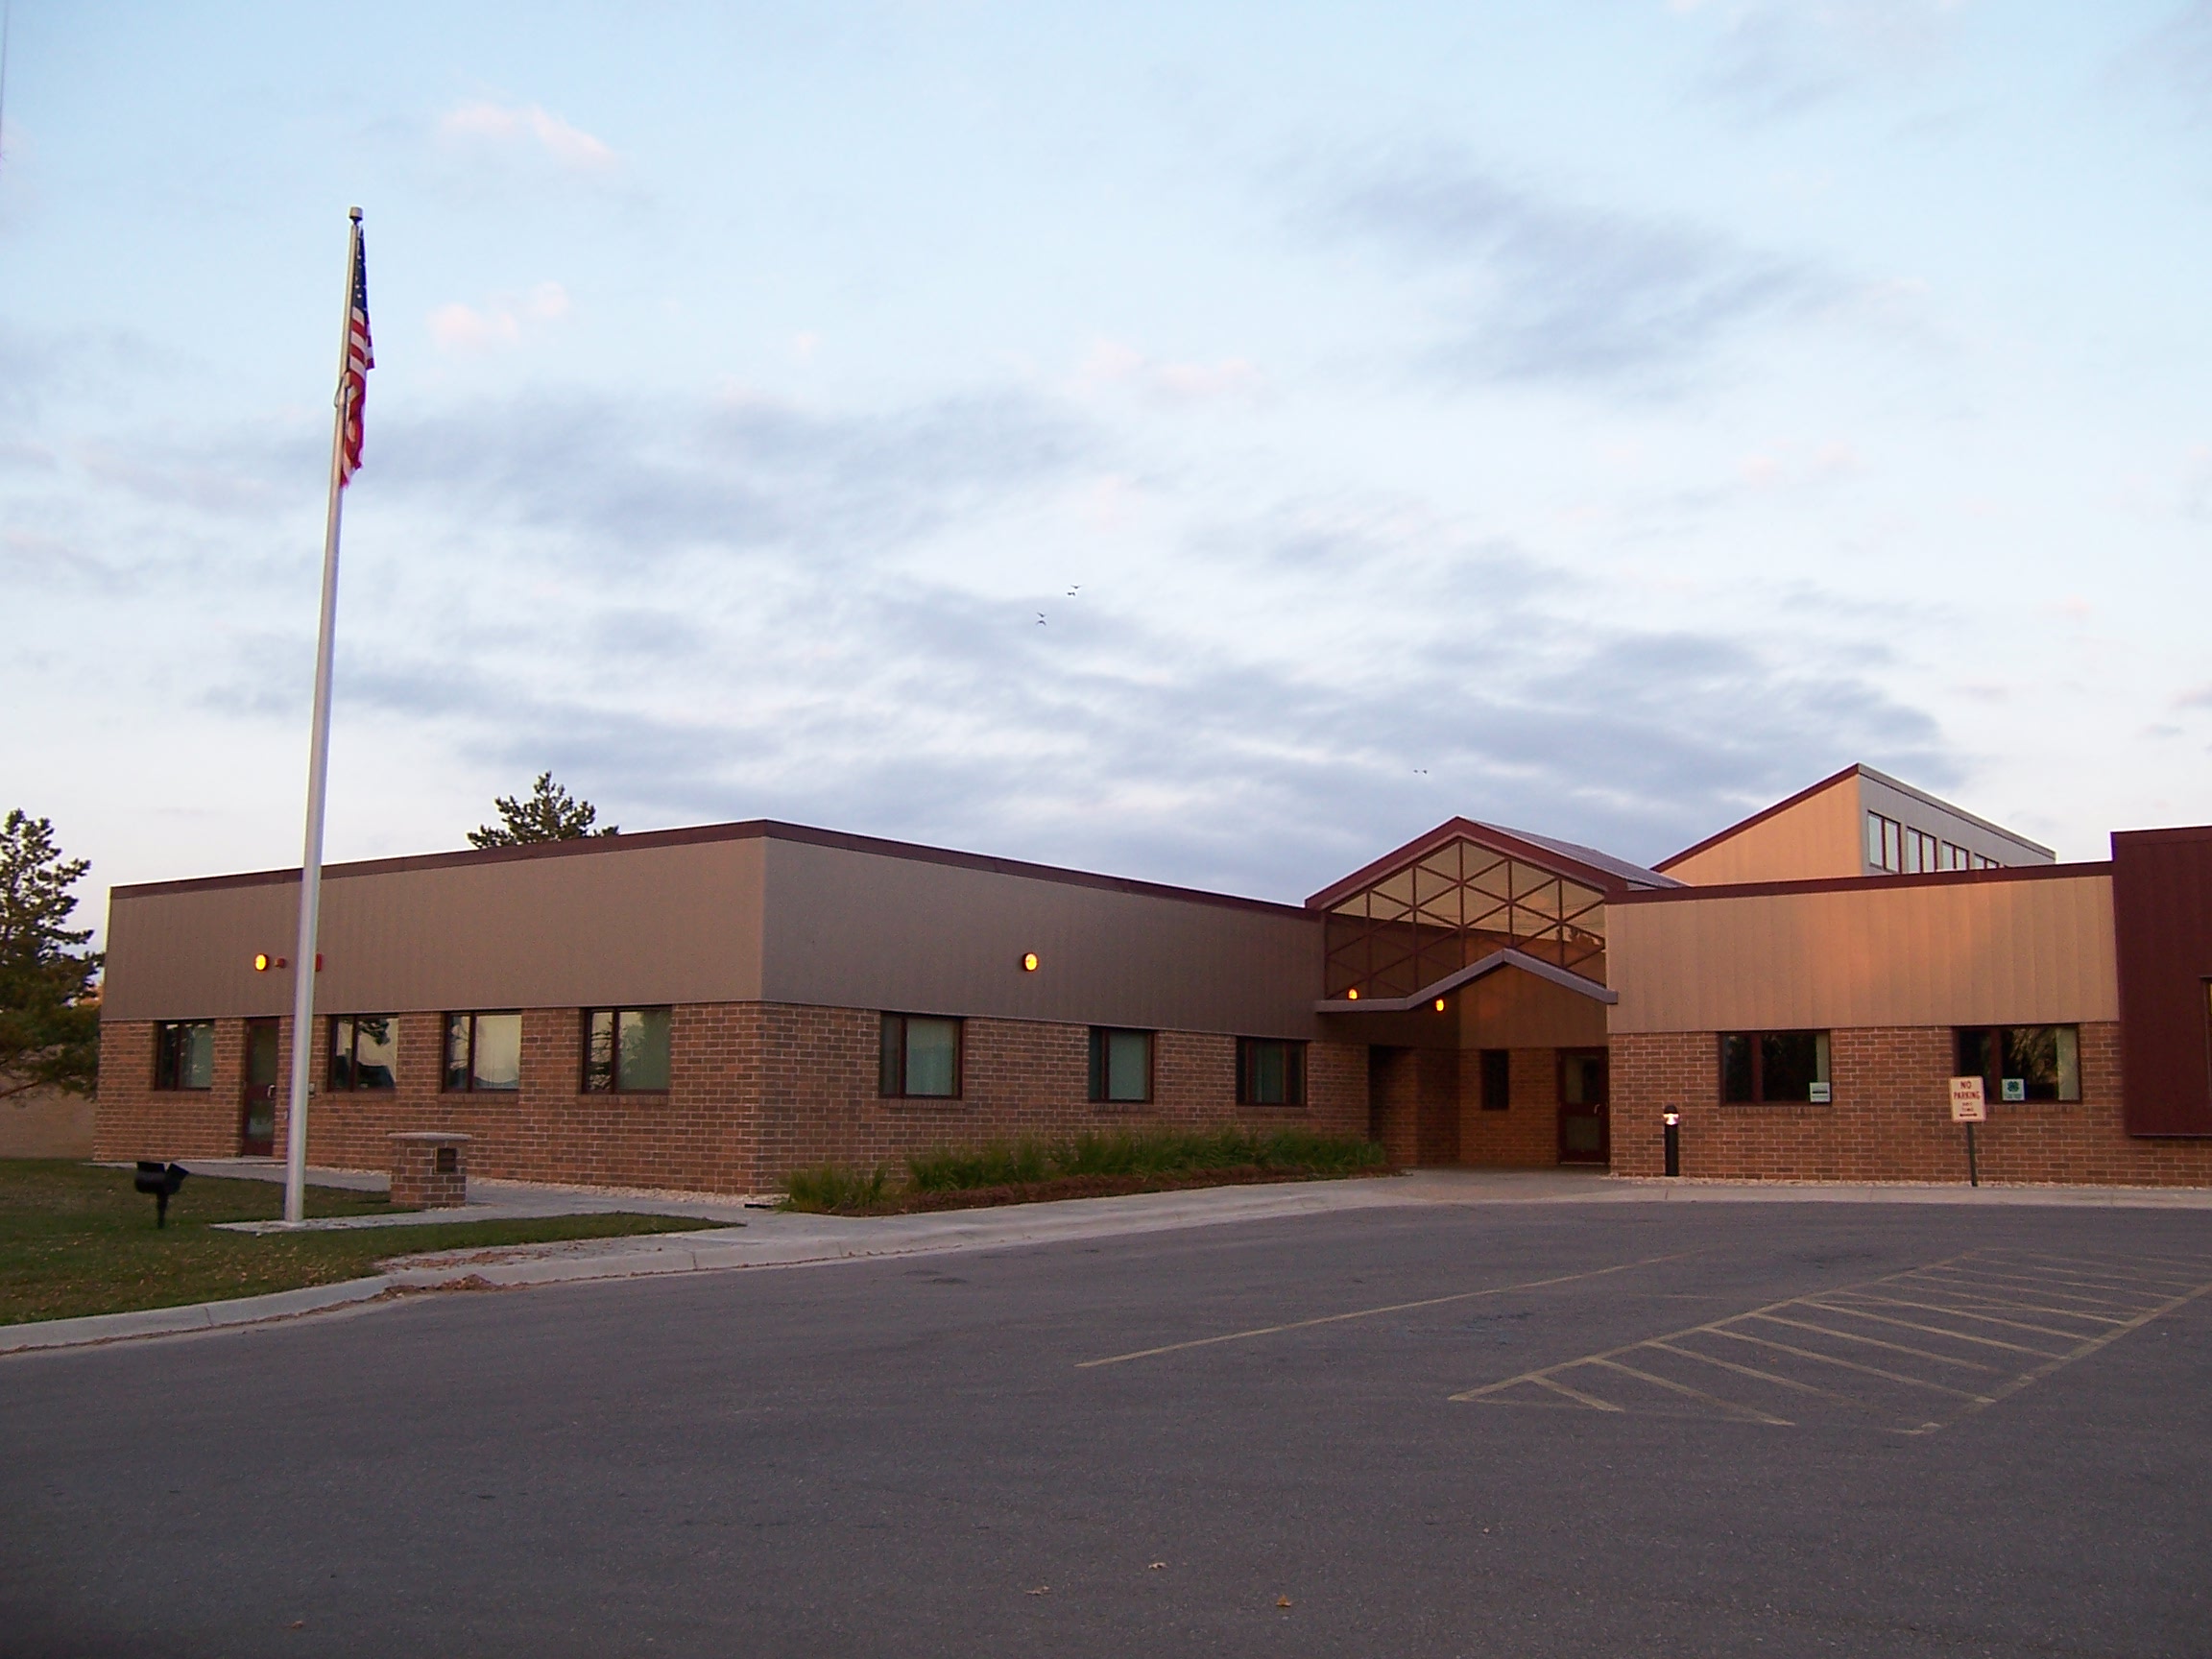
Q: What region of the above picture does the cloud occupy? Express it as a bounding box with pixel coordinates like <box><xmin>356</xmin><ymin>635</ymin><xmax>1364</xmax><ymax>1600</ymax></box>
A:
<box><xmin>1074</xmin><ymin>341</ymin><xmax>1268</xmax><ymax>406</ymax></box>
<box><xmin>429</xmin><ymin>283</ymin><xmax>571</xmax><ymax>353</ymax></box>
<box><xmin>1316</xmin><ymin>153</ymin><xmax>1827</xmax><ymax>389</ymax></box>
<box><xmin>438</xmin><ymin>101</ymin><xmax>616</xmax><ymax>171</ymax></box>
<box><xmin>371</xmin><ymin>384</ymin><xmax>1094</xmax><ymax>564</ymax></box>
<box><xmin>19</xmin><ymin>373</ymin><xmax>1951</xmax><ymax>896</ymax></box>
<box><xmin>1677</xmin><ymin>0</ymin><xmax>1967</xmax><ymax>120</ymax></box>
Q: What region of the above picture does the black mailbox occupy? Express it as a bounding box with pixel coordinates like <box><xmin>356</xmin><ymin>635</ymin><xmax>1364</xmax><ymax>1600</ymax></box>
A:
<box><xmin>134</xmin><ymin>1161</ymin><xmax>189</xmax><ymax>1228</ymax></box>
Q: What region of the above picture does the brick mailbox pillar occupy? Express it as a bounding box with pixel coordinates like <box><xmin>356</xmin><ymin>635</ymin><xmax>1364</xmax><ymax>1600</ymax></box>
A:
<box><xmin>389</xmin><ymin>1132</ymin><xmax>472</xmax><ymax>1209</ymax></box>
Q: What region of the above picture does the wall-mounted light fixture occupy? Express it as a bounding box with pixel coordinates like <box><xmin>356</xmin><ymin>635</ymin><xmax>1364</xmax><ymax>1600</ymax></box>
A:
<box><xmin>1021</xmin><ymin>951</ymin><xmax>1040</xmax><ymax>973</ymax></box>
<box><xmin>1345</xmin><ymin>988</ymin><xmax>1358</xmax><ymax>1000</ymax></box>
<box><xmin>1433</xmin><ymin>998</ymin><xmax>1447</xmax><ymax>1012</ymax></box>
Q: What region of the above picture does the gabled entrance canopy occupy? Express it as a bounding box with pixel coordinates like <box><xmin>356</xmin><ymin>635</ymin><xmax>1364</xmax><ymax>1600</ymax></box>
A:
<box><xmin>1306</xmin><ymin>817</ymin><xmax>1674</xmax><ymax>1009</ymax></box>
<box><xmin>1312</xmin><ymin>945</ymin><xmax>1619</xmax><ymax>1014</ymax></box>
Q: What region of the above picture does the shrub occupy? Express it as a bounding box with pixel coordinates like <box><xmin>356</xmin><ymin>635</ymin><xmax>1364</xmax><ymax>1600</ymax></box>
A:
<box><xmin>781</xmin><ymin>1162</ymin><xmax>893</xmax><ymax>1214</ymax></box>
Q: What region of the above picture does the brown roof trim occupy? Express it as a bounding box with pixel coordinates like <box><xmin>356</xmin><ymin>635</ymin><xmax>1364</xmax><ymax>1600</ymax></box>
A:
<box><xmin>2111</xmin><ymin>825</ymin><xmax>2212</xmax><ymax>849</ymax></box>
<box><xmin>1611</xmin><ymin>858</ymin><xmax>2113</xmax><ymax>906</ymax></box>
<box><xmin>109</xmin><ymin>819</ymin><xmax>1314</xmax><ymax>921</ymax></box>
<box><xmin>1305</xmin><ymin>818</ymin><xmax>1652</xmax><ymax>911</ymax></box>
<box><xmin>1653</xmin><ymin>764</ymin><xmax>1860</xmax><ymax>874</ymax></box>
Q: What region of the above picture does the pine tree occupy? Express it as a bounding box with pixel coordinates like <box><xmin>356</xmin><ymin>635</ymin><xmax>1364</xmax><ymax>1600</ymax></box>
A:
<box><xmin>0</xmin><ymin>810</ymin><xmax>102</xmax><ymax>1099</ymax></box>
<box><xmin>468</xmin><ymin>773</ymin><xmax>619</xmax><ymax>848</ymax></box>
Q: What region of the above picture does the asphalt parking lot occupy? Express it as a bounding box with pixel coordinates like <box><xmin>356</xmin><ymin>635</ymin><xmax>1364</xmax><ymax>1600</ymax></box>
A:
<box><xmin>6</xmin><ymin>1197</ymin><xmax>2211</xmax><ymax>1657</ymax></box>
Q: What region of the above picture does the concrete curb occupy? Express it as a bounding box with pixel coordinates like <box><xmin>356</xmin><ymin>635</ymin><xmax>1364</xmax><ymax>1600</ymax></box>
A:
<box><xmin>0</xmin><ymin>1275</ymin><xmax>396</xmax><ymax>1356</ymax></box>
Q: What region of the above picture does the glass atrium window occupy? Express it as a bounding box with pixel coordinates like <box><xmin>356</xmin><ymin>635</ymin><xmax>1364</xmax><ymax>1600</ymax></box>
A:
<box><xmin>1325</xmin><ymin>837</ymin><xmax>1607</xmax><ymax>999</ymax></box>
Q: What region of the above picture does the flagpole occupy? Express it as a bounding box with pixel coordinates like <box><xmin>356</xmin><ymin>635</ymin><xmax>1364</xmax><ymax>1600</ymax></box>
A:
<box><xmin>282</xmin><ymin>206</ymin><xmax>363</xmax><ymax>1226</ymax></box>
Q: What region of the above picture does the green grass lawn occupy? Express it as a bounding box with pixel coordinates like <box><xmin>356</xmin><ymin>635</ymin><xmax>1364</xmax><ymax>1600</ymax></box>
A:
<box><xmin>0</xmin><ymin>1160</ymin><xmax>719</xmax><ymax>1327</ymax></box>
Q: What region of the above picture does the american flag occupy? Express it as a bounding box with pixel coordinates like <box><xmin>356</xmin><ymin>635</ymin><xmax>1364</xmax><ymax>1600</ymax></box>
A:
<box><xmin>339</xmin><ymin>221</ymin><xmax>373</xmax><ymax>485</ymax></box>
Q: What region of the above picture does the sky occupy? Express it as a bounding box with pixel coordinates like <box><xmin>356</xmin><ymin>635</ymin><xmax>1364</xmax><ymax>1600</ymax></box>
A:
<box><xmin>4</xmin><ymin>1</ymin><xmax>2210</xmax><ymax>926</ymax></box>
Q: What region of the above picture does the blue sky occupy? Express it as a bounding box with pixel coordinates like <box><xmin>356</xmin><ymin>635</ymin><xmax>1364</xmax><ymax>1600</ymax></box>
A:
<box><xmin>5</xmin><ymin>1</ymin><xmax>2210</xmax><ymax>918</ymax></box>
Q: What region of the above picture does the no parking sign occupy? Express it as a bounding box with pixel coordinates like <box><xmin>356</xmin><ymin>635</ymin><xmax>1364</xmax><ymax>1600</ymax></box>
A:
<box><xmin>1949</xmin><ymin>1076</ymin><xmax>1987</xmax><ymax>1122</ymax></box>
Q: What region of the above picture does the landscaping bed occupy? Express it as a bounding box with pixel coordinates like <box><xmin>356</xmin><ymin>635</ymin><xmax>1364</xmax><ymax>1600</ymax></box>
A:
<box><xmin>781</xmin><ymin>1127</ymin><xmax>1393</xmax><ymax>1215</ymax></box>
<box><xmin>0</xmin><ymin>1160</ymin><xmax>717</xmax><ymax>1326</ymax></box>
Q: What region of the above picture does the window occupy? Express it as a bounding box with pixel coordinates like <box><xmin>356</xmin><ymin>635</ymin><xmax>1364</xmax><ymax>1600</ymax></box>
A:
<box><xmin>1866</xmin><ymin>811</ymin><xmax>1903</xmax><ymax>873</ymax></box>
<box><xmin>443</xmin><ymin>1012</ymin><xmax>521</xmax><ymax>1093</ymax></box>
<box><xmin>1088</xmin><ymin>1027</ymin><xmax>1153</xmax><ymax>1104</ymax></box>
<box><xmin>879</xmin><ymin>1013</ymin><xmax>962</xmax><ymax>1098</ymax></box>
<box><xmin>582</xmin><ymin>1007</ymin><xmax>672</xmax><ymax>1093</ymax></box>
<box><xmin>1956</xmin><ymin>1025</ymin><xmax>2080</xmax><ymax>1103</ymax></box>
<box><xmin>1236</xmin><ymin>1038</ymin><xmax>1306</xmax><ymax>1106</ymax></box>
<box><xmin>1479</xmin><ymin>1048</ymin><xmax>1511</xmax><ymax>1112</ymax></box>
<box><xmin>327</xmin><ymin>1016</ymin><xmax>398</xmax><ymax>1091</ymax></box>
<box><xmin>1720</xmin><ymin>1030</ymin><xmax>1832</xmax><ymax>1103</ymax></box>
<box><xmin>153</xmin><ymin>1021</ymin><xmax>215</xmax><ymax>1090</ymax></box>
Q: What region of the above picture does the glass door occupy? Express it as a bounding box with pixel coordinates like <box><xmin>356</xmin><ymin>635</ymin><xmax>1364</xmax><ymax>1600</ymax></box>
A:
<box><xmin>1557</xmin><ymin>1048</ymin><xmax>1609</xmax><ymax>1166</ymax></box>
<box><xmin>240</xmin><ymin>1019</ymin><xmax>279</xmax><ymax>1156</ymax></box>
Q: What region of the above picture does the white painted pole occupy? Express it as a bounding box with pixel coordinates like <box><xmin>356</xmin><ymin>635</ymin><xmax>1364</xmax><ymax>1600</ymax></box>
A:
<box><xmin>282</xmin><ymin>207</ymin><xmax>362</xmax><ymax>1226</ymax></box>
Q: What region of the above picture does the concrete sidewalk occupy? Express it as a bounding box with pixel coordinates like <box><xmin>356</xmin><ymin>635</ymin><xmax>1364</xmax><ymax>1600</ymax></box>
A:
<box><xmin>15</xmin><ymin>1166</ymin><xmax>2209</xmax><ymax>1360</ymax></box>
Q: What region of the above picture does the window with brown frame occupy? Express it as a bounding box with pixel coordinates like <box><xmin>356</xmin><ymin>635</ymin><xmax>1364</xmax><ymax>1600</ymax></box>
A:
<box><xmin>582</xmin><ymin>1007</ymin><xmax>672</xmax><ymax>1093</ymax></box>
<box><xmin>328</xmin><ymin>1016</ymin><xmax>399</xmax><ymax>1091</ymax></box>
<box><xmin>1720</xmin><ymin>1031</ymin><xmax>1832</xmax><ymax>1103</ymax></box>
<box><xmin>442</xmin><ymin>1012</ymin><xmax>522</xmax><ymax>1093</ymax></box>
<box><xmin>1088</xmin><ymin>1027</ymin><xmax>1153</xmax><ymax>1104</ymax></box>
<box><xmin>1236</xmin><ymin>1037</ymin><xmax>1306</xmax><ymax>1106</ymax></box>
<box><xmin>153</xmin><ymin>1021</ymin><xmax>215</xmax><ymax>1091</ymax></box>
<box><xmin>879</xmin><ymin>1013</ymin><xmax>962</xmax><ymax>1098</ymax></box>
<box><xmin>1955</xmin><ymin>1025</ymin><xmax>2080</xmax><ymax>1103</ymax></box>
<box><xmin>1479</xmin><ymin>1047</ymin><xmax>1511</xmax><ymax>1111</ymax></box>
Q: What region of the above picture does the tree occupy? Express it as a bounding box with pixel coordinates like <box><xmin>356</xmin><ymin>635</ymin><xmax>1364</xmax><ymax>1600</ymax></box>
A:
<box><xmin>468</xmin><ymin>772</ymin><xmax>619</xmax><ymax>848</ymax></box>
<box><xmin>0</xmin><ymin>810</ymin><xmax>102</xmax><ymax>1100</ymax></box>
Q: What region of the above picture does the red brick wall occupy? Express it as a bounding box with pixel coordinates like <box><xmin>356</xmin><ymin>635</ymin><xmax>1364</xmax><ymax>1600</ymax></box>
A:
<box><xmin>97</xmin><ymin>1008</ymin><xmax>1372</xmax><ymax>1194</ymax></box>
<box><xmin>94</xmin><ymin>1018</ymin><xmax>250</xmax><ymax>1161</ymax></box>
<box><xmin>1455</xmin><ymin>1048</ymin><xmax>1564</xmax><ymax>1167</ymax></box>
<box><xmin>1612</xmin><ymin>1022</ymin><xmax>2212</xmax><ymax>1186</ymax></box>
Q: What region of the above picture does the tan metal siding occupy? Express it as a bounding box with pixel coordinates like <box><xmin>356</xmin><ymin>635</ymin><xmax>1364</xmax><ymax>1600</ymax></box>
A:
<box><xmin>759</xmin><ymin>839</ymin><xmax>1324</xmax><ymax>1038</ymax></box>
<box><xmin>1608</xmin><ymin>873</ymin><xmax>2118</xmax><ymax>1033</ymax></box>
<box><xmin>1663</xmin><ymin>775</ymin><xmax>1863</xmax><ymax>885</ymax></box>
<box><xmin>102</xmin><ymin>839</ymin><xmax>766</xmax><ymax>1022</ymax></box>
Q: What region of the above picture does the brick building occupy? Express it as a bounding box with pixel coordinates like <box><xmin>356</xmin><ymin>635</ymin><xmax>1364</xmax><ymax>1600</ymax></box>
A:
<box><xmin>94</xmin><ymin>766</ymin><xmax>2212</xmax><ymax>1190</ymax></box>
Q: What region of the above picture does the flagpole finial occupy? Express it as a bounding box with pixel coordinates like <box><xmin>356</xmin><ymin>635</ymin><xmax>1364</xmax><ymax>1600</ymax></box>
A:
<box><xmin>349</xmin><ymin>204</ymin><xmax>363</xmax><ymax>222</ymax></box>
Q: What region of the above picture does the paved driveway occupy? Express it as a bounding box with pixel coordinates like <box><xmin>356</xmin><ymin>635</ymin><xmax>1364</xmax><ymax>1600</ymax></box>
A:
<box><xmin>6</xmin><ymin>1197</ymin><xmax>2210</xmax><ymax>1656</ymax></box>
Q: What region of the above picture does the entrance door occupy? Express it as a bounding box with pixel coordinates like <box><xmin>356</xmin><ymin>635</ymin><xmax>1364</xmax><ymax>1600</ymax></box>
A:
<box><xmin>240</xmin><ymin>1019</ymin><xmax>279</xmax><ymax>1156</ymax></box>
<box><xmin>1557</xmin><ymin>1048</ymin><xmax>1609</xmax><ymax>1166</ymax></box>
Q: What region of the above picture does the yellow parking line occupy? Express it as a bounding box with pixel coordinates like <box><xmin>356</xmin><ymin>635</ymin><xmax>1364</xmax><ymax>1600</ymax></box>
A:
<box><xmin>1743</xmin><ymin>1310</ymin><xmax>1996</xmax><ymax>1371</ymax></box>
<box><xmin>1823</xmin><ymin>1290</ymin><xmax>2090</xmax><ymax>1342</ymax></box>
<box><xmin>1527</xmin><ymin>1372</ymin><xmax>1627</xmax><ymax>1412</ymax></box>
<box><xmin>1797</xmin><ymin>1299</ymin><xmax>2054</xmax><ymax>1357</ymax></box>
<box><xmin>1888</xmin><ymin>1285</ymin><xmax>2132</xmax><ymax>1325</ymax></box>
<box><xmin>1075</xmin><ymin>1253</ymin><xmax>1695</xmax><ymax>1369</ymax></box>
<box><xmin>1587</xmin><ymin>1357</ymin><xmax>1793</xmax><ymax>1426</ymax></box>
<box><xmin>1705</xmin><ymin>1326</ymin><xmax>1993</xmax><ymax>1400</ymax></box>
<box><xmin>1973</xmin><ymin>1264</ymin><xmax>2194</xmax><ymax>1309</ymax></box>
<box><xmin>1915</xmin><ymin>1265</ymin><xmax>2166</xmax><ymax>1312</ymax></box>
<box><xmin>1955</xmin><ymin>1273</ymin><xmax>2212</xmax><ymax>1425</ymax></box>
<box><xmin>1643</xmin><ymin>1338</ymin><xmax>1854</xmax><ymax>1402</ymax></box>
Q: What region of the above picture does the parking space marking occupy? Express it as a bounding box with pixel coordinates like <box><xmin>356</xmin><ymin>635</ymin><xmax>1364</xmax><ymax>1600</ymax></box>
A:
<box><xmin>1075</xmin><ymin>1253</ymin><xmax>1693</xmax><ymax>1369</ymax></box>
<box><xmin>1452</xmin><ymin>1248</ymin><xmax>2212</xmax><ymax>1432</ymax></box>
